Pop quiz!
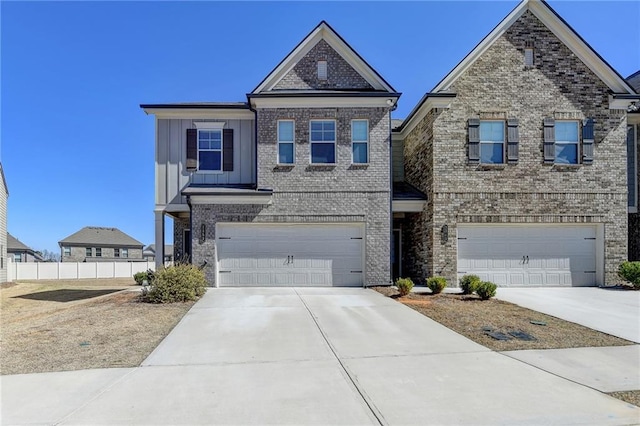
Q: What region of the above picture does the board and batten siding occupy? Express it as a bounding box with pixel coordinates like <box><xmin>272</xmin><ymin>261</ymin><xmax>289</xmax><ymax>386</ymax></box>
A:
<box><xmin>156</xmin><ymin>118</ymin><xmax>256</xmax><ymax>206</ymax></box>
<box><xmin>392</xmin><ymin>138</ymin><xmax>404</xmax><ymax>182</ymax></box>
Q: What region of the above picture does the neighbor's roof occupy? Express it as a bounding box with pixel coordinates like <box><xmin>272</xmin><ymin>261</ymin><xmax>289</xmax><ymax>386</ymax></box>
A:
<box><xmin>143</xmin><ymin>244</ymin><xmax>174</xmax><ymax>254</ymax></box>
<box><xmin>7</xmin><ymin>233</ymin><xmax>31</xmax><ymax>251</ymax></box>
<box><xmin>627</xmin><ymin>70</ymin><xmax>640</xmax><ymax>94</ymax></box>
<box><xmin>59</xmin><ymin>227</ymin><xmax>143</xmax><ymax>247</ymax></box>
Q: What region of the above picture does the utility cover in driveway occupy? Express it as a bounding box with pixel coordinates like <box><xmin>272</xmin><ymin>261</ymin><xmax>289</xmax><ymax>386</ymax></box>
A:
<box><xmin>216</xmin><ymin>223</ymin><xmax>364</xmax><ymax>287</ymax></box>
<box><xmin>457</xmin><ymin>225</ymin><xmax>598</xmax><ymax>287</ymax></box>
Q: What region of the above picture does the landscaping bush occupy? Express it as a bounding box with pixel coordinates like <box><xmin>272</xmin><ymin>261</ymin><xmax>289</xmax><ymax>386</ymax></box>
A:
<box><xmin>144</xmin><ymin>264</ymin><xmax>207</xmax><ymax>303</ymax></box>
<box><xmin>459</xmin><ymin>274</ymin><xmax>481</xmax><ymax>295</ymax></box>
<box><xmin>395</xmin><ymin>277</ymin><xmax>414</xmax><ymax>296</ymax></box>
<box><xmin>476</xmin><ymin>281</ymin><xmax>497</xmax><ymax>300</ymax></box>
<box><xmin>426</xmin><ymin>276</ymin><xmax>447</xmax><ymax>294</ymax></box>
<box><xmin>618</xmin><ymin>261</ymin><xmax>640</xmax><ymax>290</ymax></box>
<box><xmin>133</xmin><ymin>270</ymin><xmax>153</xmax><ymax>285</ymax></box>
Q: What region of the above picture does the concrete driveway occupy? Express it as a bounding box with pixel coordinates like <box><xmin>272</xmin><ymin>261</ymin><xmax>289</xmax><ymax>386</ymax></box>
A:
<box><xmin>2</xmin><ymin>287</ymin><xmax>639</xmax><ymax>425</ymax></box>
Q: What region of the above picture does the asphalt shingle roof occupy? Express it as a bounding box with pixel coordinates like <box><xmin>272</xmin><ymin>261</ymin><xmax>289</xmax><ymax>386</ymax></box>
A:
<box><xmin>59</xmin><ymin>227</ymin><xmax>143</xmax><ymax>247</ymax></box>
<box><xmin>7</xmin><ymin>233</ymin><xmax>31</xmax><ymax>251</ymax></box>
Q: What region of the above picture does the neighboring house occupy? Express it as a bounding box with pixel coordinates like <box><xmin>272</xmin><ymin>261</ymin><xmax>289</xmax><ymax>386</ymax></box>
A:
<box><xmin>0</xmin><ymin>164</ymin><xmax>7</xmax><ymax>282</ymax></box>
<box><xmin>394</xmin><ymin>0</ymin><xmax>638</xmax><ymax>286</ymax></box>
<box><xmin>143</xmin><ymin>244</ymin><xmax>174</xmax><ymax>262</ymax></box>
<box><xmin>142</xmin><ymin>0</ymin><xmax>639</xmax><ymax>288</ymax></box>
<box><xmin>627</xmin><ymin>70</ymin><xmax>640</xmax><ymax>261</ymax></box>
<box><xmin>58</xmin><ymin>227</ymin><xmax>144</xmax><ymax>262</ymax></box>
<box><xmin>7</xmin><ymin>233</ymin><xmax>43</xmax><ymax>262</ymax></box>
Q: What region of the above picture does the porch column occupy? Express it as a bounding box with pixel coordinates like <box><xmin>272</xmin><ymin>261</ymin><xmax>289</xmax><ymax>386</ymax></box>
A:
<box><xmin>154</xmin><ymin>209</ymin><xmax>165</xmax><ymax>269</ymax></box>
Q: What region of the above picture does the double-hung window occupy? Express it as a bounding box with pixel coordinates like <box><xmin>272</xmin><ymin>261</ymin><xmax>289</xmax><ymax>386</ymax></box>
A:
<box><xmin>86</xmin><ymin>247</ymin><xmax>92</xmax><ymax>257</ymax></box>
<box><xmin>278</xmin><ymin>120</ymin><xmax>295</xmax><ymax>164</ymax></box>
<box><xmin>95</xmin><ymin>248</ymin><xmax>102</xmax><ymax>257</ymax></box>
<box><xmin>310</xmin><ymin>120</ymin><xmax>336</xmax><ymax>164</ymax></box>
<box><xmin>351</xmin><ymin>120</ymin><xmax>369</xmax><ymax>164</ymax></box>
<box><xmin>198</xmin><ymin>129</ymin><xmax>223</xmax><ymax>172</ymax></box>
<box><xmin>555</xmin><ymin>121</ymin><xmax>579</xmax><ymax>164</ymax></box>
<box><xmin>63</xmin><ymin>246</ymin><xmax>70</xmax><ymax>257</ymax></box>
<box><xmin>479</xmin><ymin>121</ymin><xmax>505</xmax><ymax>164</ymax></box>
<box><xmin>114</xmin><ymin>248</ymin><xmax>120</xmax><ymax>258</ymax></box>
<box><xmin>122</xmin><ymin>248</ymin><xmax>128</xmax><ymax>258</ymax></box>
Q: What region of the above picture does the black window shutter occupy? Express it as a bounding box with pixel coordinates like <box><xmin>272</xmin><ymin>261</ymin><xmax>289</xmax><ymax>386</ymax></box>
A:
<box><xmin>223</xmin><ymin>129</ymin><xmax>234</xmax><ymax>171</ymax></box>
<box><xmin>582</xmin><ymin>118</ymin><xmax>594</xmax><ymax>165</ymax></box>
<box><xmin>186</xmin><ymin>129</ymin><xmax>197</xmax><ymax>171</ymax></box>
<box><xmin>543</xmin><ymin>118</ymin><xmax>555</xmax><ymax>164</ymax></box>
<box><xmin>507</xmin><ymin>118</ymin><xmax>519</xmax><ymax>164</ymax></box>
<box><xmin>468</xmin><ymin>118</ymin><xmax>480</xmax><ymax>164</ymax></box>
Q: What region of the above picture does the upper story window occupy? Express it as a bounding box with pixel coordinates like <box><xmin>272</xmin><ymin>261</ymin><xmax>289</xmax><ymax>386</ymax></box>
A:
<box><xmin>317</xmin><ymin>61</ymin><xmax>327</xmax><ymax>80</ymax></box>
<box><xmin>95</xmin><ymin>247</ymin><xmax>102</xmax><ymax>257</ymax></box>
<box><xmin>114</xmin><ymin>248</ymin><xmax>120</xmax><ymax>258</ymax></box>
<box><xmin>351</xmin><ymin>120</ymin><xmax>369</xmax><ymax>164</ymax></box>
<box><xmin>554</xmin><ymin>121</ymin><xmax>579</xmax><ymax>164</ymax></box>
<box><xmin>13</xmin><ymin>254</ymin><xmax>22</xmax><ymax>263</ymax></box>
<box><xmin>122</xmin><ymin>248</ymin><xmax>129</xmax><ymax>258</ymax></box>
<box><xmin>86</xmin><ymin>247</ymin><xmax>92</xmax><ymax>257</ymax></box>
<box><xmin>628</xmin><ymin>125</ymin><xmax>637</xmax><ymax>211</ymax></box>
<box><xmin>278</xmin><ymin>120</ymin><xmax>295</xmax><ymax>164</ymax></box>
<box><xmin>479</xmin><ymin>121</ymin><xmax>505</xmax><ymax>164</ymax></box>
<box><xmin>198</xmin><ymin>129</ymin><xmax>223</xmax><ymax>171</ymax></box>
<box><xmin>310</xmin><ymin>120</ymin><xmax>336</xmax><ymax>164</ymax></box>
<box><xmin>63</xmin><ymin>246</ymin><xmax>70</xmax><ymax>257</ymax></box>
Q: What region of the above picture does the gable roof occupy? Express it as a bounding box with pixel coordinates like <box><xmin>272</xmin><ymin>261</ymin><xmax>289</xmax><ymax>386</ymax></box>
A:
<box><xmin>251</xmin><ymin>21</ymin><xmax>396</xmax><ymax>94</ymax></box>
<box><xmin>627</xmin><ymin>70</ymin><xmax>640</xmax><ymax>93</ymax></box>
<box><xmin>59</xmin><ymin>227</ymin><xmax>143</xmax><ymax>247</ymax></box>
<box><xmin>7</xmin><ymin>233</ymin><xmax>31</xmax><ymax>251</ymax></box>
<box><xmin>396</xmin><ymin>0</ymin><xmax>637</xmax><ymax>137</ymax></box>
<box><xmin>0</xmin><ymin>163</ymin><xmax>8</xmax><ymax>196</ymax></box>
<box><xmin>143</xmin><ymin>244</ymin><xmax>174</xmax><ymax>255</ymax></box>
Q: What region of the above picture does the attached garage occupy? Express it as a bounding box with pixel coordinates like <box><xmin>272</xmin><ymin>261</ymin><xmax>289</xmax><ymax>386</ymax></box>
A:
<box><xmin>457</xmin><ymin>224</ymin><xmax>602</xmax><ymax>287</ymax></box>
<box><xmin>216</xmin><ymin>223</ymin><xmax>364</xmax><ymax>287</ymax></box>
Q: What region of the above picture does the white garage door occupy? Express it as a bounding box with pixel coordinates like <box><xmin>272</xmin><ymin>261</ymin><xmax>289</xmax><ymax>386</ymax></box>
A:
<box><xmin>216</xmin><ymin>223</ymin><xmax>364</xmax><ymax>287</ymax></box>
<box><xmin>457</xmin><ymin>225</ymin><xmax>598</xmax><ymax>287</ymax></box>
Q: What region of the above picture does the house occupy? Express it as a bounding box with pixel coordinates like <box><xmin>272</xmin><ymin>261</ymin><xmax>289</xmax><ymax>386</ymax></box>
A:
<box><xmin>7</xmin><ymin>233</ymin><xmax>43</xmax><ymax>262</ymax></box>
<box><xmin>142</xmin><ymin>0</ymin><xmax>638</xmax><ymax>288</ymax></box>
<box><xmin>58</xmin><ymin>227</ymin><xmax>144</xmax><ymax>262</ymax></box>
<box><xmin>0</xmin><ymin>164</ymin><xmax>7</xmax><ymax>282</ymax></box>
<box><xmin>143</xmin><ymin>244</ymin><xmax>174</xmax><ymax>262</ymax></box>
<box><xmin>394</xmin><ymin>0</ymin><xmax>638</xmax><ymax>286</ymax></box>
<box><xmin>626</xmin><ymin>71</ymin><xmax>639</xmax><ymax>261</ymax></box>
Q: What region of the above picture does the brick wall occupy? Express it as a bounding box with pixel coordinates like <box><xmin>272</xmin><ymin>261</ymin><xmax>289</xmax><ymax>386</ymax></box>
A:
<box><xmin>173</xmin><ymin>218</ymin><xmax>190</xmax><ymax>261</ymax></box>
<box><xmin>403</xmin><ymin>10</ymin><xmax>628</xmax><ymax>285</ymax></box>
<box><xmin>62</xmin><ymin>246</ymin><xmax>143</xmax><ymax>262</ymax></box>
<box><xmin>273</xmin><ymin>39</ymin><xmax>373</xmax><ymax>91</ymax></box>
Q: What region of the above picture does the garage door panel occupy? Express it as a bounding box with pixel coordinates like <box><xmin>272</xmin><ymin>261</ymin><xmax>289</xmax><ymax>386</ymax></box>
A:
<box><xmin>217</xmin><ymin>224</ymin><xmax>363</xmax><ymax>287</ymax></box>
<box><xmin>457</xmin><ymin>225</ymin><xmax>598</xmax><ymax>287</ymax></box>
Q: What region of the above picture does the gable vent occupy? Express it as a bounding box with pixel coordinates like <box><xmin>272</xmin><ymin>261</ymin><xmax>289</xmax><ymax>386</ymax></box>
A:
<box><xmin>524</xmin><ymin>40</ymin><xmax>534</xmax><ymax>67</ymax></box>
<box><xmin>317</xmin><ymin>60</ymin><xmax>327</xmax><ymax>80</ymax></box>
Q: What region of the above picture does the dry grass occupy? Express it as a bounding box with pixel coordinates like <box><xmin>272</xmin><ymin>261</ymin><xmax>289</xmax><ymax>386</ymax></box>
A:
<box><xmin>372</xmin><ymin>286</ymin><xmax>633</xmax><ymax>351</ymax></box>
<box><xmin>1</xmin><ymin>279</ymin><xmax>195</xmax><ymax>375</ymax></box>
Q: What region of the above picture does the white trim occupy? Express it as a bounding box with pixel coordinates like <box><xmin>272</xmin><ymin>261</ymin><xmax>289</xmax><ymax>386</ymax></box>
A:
<box><xmin>396</xmin><ymin>96</ymin><xmax>454</xmax><ymax>139</ymax></box>
<box><xmin>351</xmin><ymin>119</ymin><xmax>369</xmax><ymax>165</ymax></box>
<box><xmin>253</xmin><ymin>22</ymin><xmax>394</xmax><ymax>94</ymax></box>
<box><xmin>189</xmin><ymin>195</ymin><xmax>272</xmax><ymax>205</ymax></box>
<box><xmin>310</xmin><ymin>119</ymin><xmax>337</xmax><ymax>165</ymax></box>
<box><xmin>392</xmin><ymin>200</ymin><xmax>425</xmax><ymax>213</ymax></box>
<box><xmin>143</xmin><ymin>108</ymin><xmax>254</xmax><ymax>120</ymax></box>
<box><xmin>277</xmin><ymin>120</ymin><xmax>295</xmax><ymax>165</ymax></box>
<box><xmin>554</xmin><ymin>120</ymin><xmax>580</xmax><ymax>165</ymax></box>
<box><xmin>194</xmin><ymin>121</ymin><xmax>226</xmax><ymax>129</ymax></box>
<box><xmin>479</xmin><ymin>120</ymin><xmax>506</xmax><ymax>165</ymax></box>
<box><xmin>251</xmin><ymin>96</ymin><xmax>398</xmax><ymax>109</ymax></box>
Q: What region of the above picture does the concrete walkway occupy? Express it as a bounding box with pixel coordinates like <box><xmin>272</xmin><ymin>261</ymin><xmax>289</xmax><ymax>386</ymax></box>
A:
<box><xmin>2</xmin><ymin>288</ymin><xmax>639</xmax><ymax>425</ymax></box>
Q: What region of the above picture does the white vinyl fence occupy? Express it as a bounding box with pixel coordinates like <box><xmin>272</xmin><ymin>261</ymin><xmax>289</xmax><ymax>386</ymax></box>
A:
<box><xmin>7</xmin><ymin>259</ymin><xmax>156</xmax><ymax>282</ymax></box>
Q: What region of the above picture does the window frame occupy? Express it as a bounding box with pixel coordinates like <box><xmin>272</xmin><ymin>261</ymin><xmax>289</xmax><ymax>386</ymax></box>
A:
<box><xmin>114</xmin><ymin>248</ymin><xmax>120</xmax><ymax>258</ymax></box>
<box><xmin>277</xmin><ymin>120</ymin><xmax>295</xmax><ymax>165</ymax></box>
<box><xmin>63</xmin><ymin>246</ymin><xmax>71</xmax><ymax>257</ymax></box>
<box><xmin>317</xmin><ymin>60</ymin><xmax>327</xmax><ymax>80</ymax></box>
<box><xmin>95</xmin><ymin>247</ymin><xmax>102</xmax><ymax>258</ymax></box>
<box><xmin>629</xmin><ymin>124</ymin><xmax>638</xmax><ymax>213</ymax></box>
<box><xmin>554</xmin><ymin>120</ymin><xmax>580</xmax><ymax>165</ymax></box>
<box><xmin>197</xmin><ymin>128</ymin><xmax>223</xmax><ymax>173</ymax></box>
<box><xmin>479</xmin><ymin>120</ymin><xmax>506</xmax><ymax>165</ymax></box>
<box><xmin>309</xmin><ymin>119</ymin><xmax>337</xmax><ymax>165</ymax></box>
<box><xmin>351</xmin><ymin>119</ymin><xmax>369</xmax><ymax>164</ymax></box>
<box><xmin>86</xmin><ymin>247</ymin><xmax>92</xmax><ymax>257</ymax></box>
<box><xmin>13</xmin><ymin>254</ymin><xmax>22</xmax><ymax>263</ymax></box>
<box><xmin>122</xmin><ymin>248</ymin><xmax>129</xmax><ymax>258</ymax></box>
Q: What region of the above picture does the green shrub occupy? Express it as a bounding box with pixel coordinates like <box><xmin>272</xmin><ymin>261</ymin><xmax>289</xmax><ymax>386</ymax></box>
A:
<box><xmin>618</xmin><ymin>261</ymin><xmax>640</xmax><ymax>290</ymax></box>
<box><xmin>395</xmin><ymin>277</ymin><xmax>414</xmax><ymax>296</ymax></box>
<box><xmin>145</xmin><ymin>264</ymin><xmax>207</xmax><ymax>303</ymax></box>
<box><xmin>133</xmin><ymin>270</ymin><xmax>153</xmax><ymax>285</ymax></box>
<box><xmin>459</xmin><ymin>274</ymin><xmax>481</xmax><ymax>295</ymax></box>
<box><xmin>426</xmin><ymin>276</ymin><xmax>447</xmax><ymax>294</ymax></box>
<box><xmin>476</xmin><ymin>281</ymin><xmax>497</xmax><ymax>300</ymax></box>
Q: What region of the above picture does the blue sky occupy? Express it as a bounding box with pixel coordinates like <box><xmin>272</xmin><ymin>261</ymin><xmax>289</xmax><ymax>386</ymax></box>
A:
<box><xmin>2</xmin><ymin>1</ymin><xmax>638</xmax><ymax>254</ymax></box>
